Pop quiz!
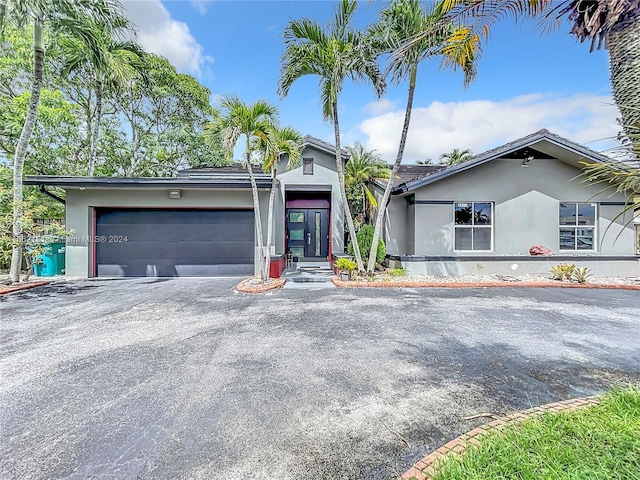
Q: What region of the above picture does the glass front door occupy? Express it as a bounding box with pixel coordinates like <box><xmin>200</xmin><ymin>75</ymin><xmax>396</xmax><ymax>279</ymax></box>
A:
<box><xmin>286</xmin><ymin>208</ymin><xmax>329</xmax><ymax>260</ymax></box>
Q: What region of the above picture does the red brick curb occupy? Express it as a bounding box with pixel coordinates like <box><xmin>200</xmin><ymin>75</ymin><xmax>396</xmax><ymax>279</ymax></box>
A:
<box><xmin>0</xmin><ymin>280</ymin><xmax>52</xmax><ymax>295</ymax></box>
<box><xmin>400</xmin><ymin>396</ymin><xmax>601</xmax><ymax>480</ymax></box>
<box><xmin>236</xmin><ymin>276</ymin><xmax>286</xmax><ymax>293</ymax></box>
<box><xmin>332</xmin><ymin>277</ymin><xmax>640</xmax><ymax>290</ymax></box>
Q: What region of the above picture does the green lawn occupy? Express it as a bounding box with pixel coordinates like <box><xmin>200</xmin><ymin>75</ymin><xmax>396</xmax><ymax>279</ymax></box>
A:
<box><xmin>430</xmin><ymin>386</ymin><xmax>640</xmax><ymax>480</ymax></box>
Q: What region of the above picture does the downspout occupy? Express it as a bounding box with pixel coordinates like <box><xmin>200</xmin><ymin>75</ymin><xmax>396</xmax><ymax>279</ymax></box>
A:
<box><xmin>39</xmin><ymin>185</ymin><xmax>65</xmax><ymax>204</ymax></box>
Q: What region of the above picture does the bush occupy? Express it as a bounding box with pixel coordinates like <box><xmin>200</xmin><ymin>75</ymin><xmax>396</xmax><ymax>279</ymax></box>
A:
<box><xmin>550</xmin><ymin>263</ymin><xmax>576</xmax><ymax>281</ymax></box>
<box><xmin>347</xmin><ymin>224</ymin><xmax>386</xmax><ymax>265</ymax></box>
<box><xmin>335</xmin><ymin>257</ymin><xmax>357</xmax><ymax>272</ymax></box>
<box><xmin>387</xmin><ymin>267</ymin><xmax>406</xmax><ymax>277</ymax></box>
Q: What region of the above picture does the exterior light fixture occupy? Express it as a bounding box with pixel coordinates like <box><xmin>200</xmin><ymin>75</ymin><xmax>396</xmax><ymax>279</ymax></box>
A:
<box><xmin>168</xmin><ymin>189</ymin><xmax>181</xmax><ymax>199</ymax></box>
<box><xmin>521</xmin><ymin>149</ymin><xmax>534</xmax><ymax>167</ymax></box>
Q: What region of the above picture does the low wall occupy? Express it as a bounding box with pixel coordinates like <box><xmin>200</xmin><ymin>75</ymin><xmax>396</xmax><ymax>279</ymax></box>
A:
<box><xmin>387</xmin><ymin>255</ymin><xmax>640</xmax><ymax>278</ymax></box>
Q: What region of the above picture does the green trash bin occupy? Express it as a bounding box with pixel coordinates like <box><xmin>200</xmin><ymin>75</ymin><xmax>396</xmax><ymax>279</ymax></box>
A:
<box><xmin>33</xmin><ymin>242</ymin><xmax>65</xmax><ymax>277</ymax></box>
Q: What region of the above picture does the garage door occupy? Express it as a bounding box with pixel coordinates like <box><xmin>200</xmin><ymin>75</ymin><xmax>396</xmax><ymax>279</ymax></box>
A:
<box><xmin>95</xmin><ymin>208</ymin><xmax>254</xmax><ymax>277</ymax></box>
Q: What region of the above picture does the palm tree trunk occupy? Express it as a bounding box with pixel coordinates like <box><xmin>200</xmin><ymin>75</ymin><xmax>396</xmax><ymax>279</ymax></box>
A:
<box><xmin>607</xmin><ymin>18</ymin><xmax>640</xmax><ymax>152</ymax></box>
<box><xmin>246</xmin><ymin>137</ymin><xmax>266</xmax><ymax>281</ymax></box>
<box><xmin>367</xmin><ymin>64</ymin><xmax>417</xmax><ymax>273</ymax></box>
<box><xmin>333</xmin><ymin>101</ymin><xmax>364</xmax><ymax>271</ymax></box>
<box><xmin>88</xmin><ymin>80</ymin><xmax>103</xmax><ymax>176</ymax></box>
<box><xmin>262</xmin><ymin>165</ymin><xmax>278</xmax><ymax>281</ymax></box>
<box><xmin>9</xmin><ymin>21</ymin><xmax>45</xmax><ymax>284</ymax></box>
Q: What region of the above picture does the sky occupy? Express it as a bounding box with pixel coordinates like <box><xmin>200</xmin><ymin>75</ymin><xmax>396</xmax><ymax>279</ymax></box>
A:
<box><xmin>121</xmin><ymin>0</ymin><xmax>619</xmax><ymax>163</ymax></box>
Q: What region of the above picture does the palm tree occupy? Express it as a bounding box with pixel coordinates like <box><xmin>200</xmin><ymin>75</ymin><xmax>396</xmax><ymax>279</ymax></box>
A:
<box><xmin>205</xmin><ymin>94</ymin><xmax>279</xmax><ymax>282</ymax></box>
<box><xmin>365</xmin><ymin>0</ymin><xmax>479</xmax><ymax>273</ymax></box>
<box><xmin>345</xmin><ymin>143</ymin><xmax>391</xmax><ymax>224</ymax></box>
<box><xmin>0</xmin><ymin>0</ymin><xmax>122</xmax><ymax>283</ymax></box>
<box><xmin>278</xmin><ymin>0</ymin><xmax>385</xmax><ymax>272</ymax></box>
<box><xmin>440</xmin><ymin>147</ymin><xmax>473</xmax><ymax>166</ymax></box>
<box><xmin>424</xmin><ymin>0</ymin><xmax>640</xmax><ymax>152</ymax></box>
<box><xmin>61</xmin><ymin>15</ymin><xmax>144</xmax><ymax>176</ymax></box>
<box><xmin>253</xmin><ymin>126</ymin><xmax>304</xmax><ymax>280</ymax></box>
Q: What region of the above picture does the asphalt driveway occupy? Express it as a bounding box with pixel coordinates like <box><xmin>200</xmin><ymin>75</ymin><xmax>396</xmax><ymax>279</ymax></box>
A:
<box><xmin>1</xmin><ymin>278</ymin><xmax>639</xmax><ymax>480</ymax></box>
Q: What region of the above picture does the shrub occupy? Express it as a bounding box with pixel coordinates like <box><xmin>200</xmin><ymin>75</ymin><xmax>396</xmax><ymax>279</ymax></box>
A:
<box><xmin>347</xmin><ymin>224</ymin><xmax>386</xmax><ymax>265</ymax></box>
<box><xmin>387</xmin><ymin>267</ymin><xmax>406</xmax><ymax>277</ymax></box>
<box><xmin>572</xmin><ymin>267</ymin><xmax>592</xmax><ymax>284</ymax></box>
<box><xmin>529</xmin><ymin>245</ymin><xmax>553</xmax><ymax>256</ymax></box>
<box><xmin>550</xmin><ymin>263</ymin><xmax>576</xmax><ymax>281</ymax></box>
<box><xmin>335</xmin><ymin>257</ymin><xmax>356</xmax><ymax>272</ymax></box>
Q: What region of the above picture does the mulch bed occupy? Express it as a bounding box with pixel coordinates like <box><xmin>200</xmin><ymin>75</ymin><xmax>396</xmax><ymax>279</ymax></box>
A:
<box><xmin>0</xmin><ymin>280</ymin><xmax>51</xmax><ymax>295</ymax></box>
<box><xmin>236</xmin><ymin>276</ymin><xmax>286</xmax><ymax>293</ymax></box>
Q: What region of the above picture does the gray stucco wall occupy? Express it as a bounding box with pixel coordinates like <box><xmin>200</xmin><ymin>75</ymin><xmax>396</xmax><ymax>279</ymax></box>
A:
<box><xmin>403</xmin><ymin>158</ymin><xmax>635</xmax><ymax>257</ymax></box>
<box><xmin>65</xmin><ymin>187</ymin><xmax>269</xmax><ymax>277</ymax></box>
<box><xmin>384</xmin><ymin>196</ymin><xmax>407</xmax><ymax>256</ymax></box>
<box><xmin>277</xmin><ymin>146</ymin><xmax>345</xmax><ymax>254</ymax></box>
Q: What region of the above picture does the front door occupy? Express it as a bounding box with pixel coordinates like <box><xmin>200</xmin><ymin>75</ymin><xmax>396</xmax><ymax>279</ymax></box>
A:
<box><xmin>286</xmin><ymin>209</ymin><xmax>329</xmax><ymax>261</ymax></box>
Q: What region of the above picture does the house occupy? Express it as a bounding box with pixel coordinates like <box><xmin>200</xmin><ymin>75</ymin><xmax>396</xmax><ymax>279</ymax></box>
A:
<box><xmin>25</xmin><ymin>129</ymin><xmax>639</xmax><ymax>278</ymax></box>
<box><xmin>378</xmin><ymin>129</ymin><xmax>639</xmax><ymax>277</ymax></box>
<box><xmin>25</xmin><ymin>136</ymin><xmax>347</xmax><ymax>278</ymax></box>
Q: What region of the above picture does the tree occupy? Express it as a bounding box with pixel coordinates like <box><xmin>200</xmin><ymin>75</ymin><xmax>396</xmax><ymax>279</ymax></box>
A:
<box><xmin>106</xmin><ymin>54</ymin><xmax>220</xmax><ymax>176</ymax></box>
<box><xmin>345</xmin><ymin>142</ymin><xmax>390</xmax><ymax>224</ymax></box>
<box><xmin>60</xmin><ymin>15</ymin><xmax>144</xmax><ymax>176</ymax></box>
<box><xmin>278</xmin><ymin>0</ymin><xmax>385</xmax><ymax>272</ymax></box>
<box><xmin>440</xmin><ymin>147</ymin><xmax>473</xmax><ymax>166</ymax></box>
<box><xmin>365</xmin><ymin>0</ymin><xmax>479</xmax><ymax>272</ymax></box>
<box><xmin>0</xmin><ymin>0</ymin><xmax>122</xmax><ymax>283</ymax></box>
<box><xmin>206</xmin><ymin>94</ymin><xmax>279</xmax><ymax>282</ymax></box>
<box><xmin>427</xmin><ymin>0</ymin><xmax>640</xmax><ymax>152</ymax></box>
<box><xmin>253</xmin><ymin>126</ymin><xmax>304</xmax><ymax>280</ymax></box>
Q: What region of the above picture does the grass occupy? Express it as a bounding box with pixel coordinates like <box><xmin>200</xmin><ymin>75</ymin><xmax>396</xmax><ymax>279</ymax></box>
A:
<box><xmin>386</xmin><ymin>267</ymin><xmax>406</xmax><ymax>277</ymax></box>
<box><xmin>430</xmin><ymin>386</ymin><xmax>640</xmax><ymax>480</ymax></box>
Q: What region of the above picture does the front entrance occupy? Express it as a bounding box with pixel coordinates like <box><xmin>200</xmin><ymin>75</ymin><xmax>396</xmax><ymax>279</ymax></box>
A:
<box><xmin>286</xmin><ymin>208</ymin><xmax>329</xmax><ymax>261</ymax></box>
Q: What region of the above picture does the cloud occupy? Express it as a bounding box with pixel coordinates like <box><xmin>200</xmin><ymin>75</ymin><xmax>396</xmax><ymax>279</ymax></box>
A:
<box><xmin>122</xmin><ymin>0</ymin><xmax>213</xmax><ymax>76</ymax></box>
<box><xmin>363</xmin><ymin>98</ymin><xmax>397</xmax><ymax>115</ymax></box>
<box><xmin>189</xmin><ymin>0</ymin><xmax>212</xmax><ymax>15</ymax></box>
<box><xmin>358</xmin><ymin>93</ymin><xmax>620</xmax><ymax>162</ymax></box>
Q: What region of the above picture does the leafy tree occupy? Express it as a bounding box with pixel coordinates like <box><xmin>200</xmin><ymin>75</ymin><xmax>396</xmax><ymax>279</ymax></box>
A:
<box><xmin>207</xmin><ymin>94</ymin><xmax>279</xmax><ymax>282</ymax></box>
<box><xmin>417</xmin><ymin>158</ymin><xmax>433</xmax><ymax>165</ymax></box>
<box><xmin>345</xmin><ymin>142</ymin><xmax>390</xmax><ymax>224</ymax></box>
<box><xmin>253</xmin><ymin>125</ymin><xmax>304</xmax><ymax>280</ymax></box>
<box><xmin>105</xmin><ymin>53</ymin><xmax>220</xmax><ymax>176</ymax></box>
<box><xmin>0</xmin><ymin>0</ymin><xmax>123</xmax><ymax>283</ymax></box>
<box><xmin>278</xmin><ymin>0</ymin><xmax>385</xmax><ymax>272</ymax></box>
<box><xmin>0</xmin><ymin>89</ymin><xmax>83</xmax><ymax>175</ymax></box>
<box><xmin>440</xmin><ymin>147</ymin><xmax>473</xmax><ymax>166</ymax></box>
<box><xmin>365</xmin><ymin>0</ymin><xmax>479</xmax><ymax>272</ymax></box>
<box><xmin>60</xmin><ymin>15</ymin><xmax>144</xmax><ymax>175</ymax></box>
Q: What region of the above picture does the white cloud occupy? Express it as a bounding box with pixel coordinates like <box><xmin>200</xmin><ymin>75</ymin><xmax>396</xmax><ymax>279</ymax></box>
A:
<box><xmin>189</xmin><ymin>0</ymin><xmax>212</xmax><ymax>15</ymax></box>
<box><xmin>122</xmin><ymin>0</ymin><xmax>213</xmax><ymax>76</ymax></box>
<box><xmin>363</xmin><ymin>98</ymin><xmax>397</xmax><ymax>115</ymax></box>
<box><xmin>358</xmin><ymin>93</ymin><xmax>620</xmax><ymax>162</ymax></box>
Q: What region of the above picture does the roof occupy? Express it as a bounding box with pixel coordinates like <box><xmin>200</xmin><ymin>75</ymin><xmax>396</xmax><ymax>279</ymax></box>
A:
<box><xmin>24</xmin><ymin>174</ymin><xmax>273</xmax><ymax>189</ymax></box>
<box><xmin>374</xmin><ymin>164</ymin><xmax>445</xmax><ymax>189</ymax></box>
<box><xmin>392</xmin><ymin>129</ymin><xmax>613</xmax><ymax>194</ymax></box>
<box><xmin>179</xmin><ymin>163</ymin><xmax>263</xmax><ymax>177</ymax></box>
<box><xmin>303</xmin><ymin>135</ymin><xmax>350</xmax><ymax>160</ymax></box>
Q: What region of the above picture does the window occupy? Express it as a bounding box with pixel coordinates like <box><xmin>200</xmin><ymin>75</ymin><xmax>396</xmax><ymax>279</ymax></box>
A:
<box><xmin>454</xmin><ymin>202</ymin><xmax>492</xmax><ymax>251</ymax></box>
<box><xmin>303</xmin><ymin>157</ymin><xmax>314</xmax><ymax>175</ymax></box>
<box><xmin>559</xmin><ymin>203</ymin><xmax>596</xmax><ymax>251</ymax></box>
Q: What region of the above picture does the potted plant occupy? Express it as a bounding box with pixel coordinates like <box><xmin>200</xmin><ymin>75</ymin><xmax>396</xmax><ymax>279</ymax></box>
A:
<box><xmin>335</xmin><ymin>257</ymin><xmax>357</xmax><ymax>281</ymax></box>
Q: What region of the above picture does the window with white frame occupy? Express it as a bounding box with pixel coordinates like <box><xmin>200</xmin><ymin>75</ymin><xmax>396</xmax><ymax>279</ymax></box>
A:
<box><xmin>454</xmin><ymin>202</ymin><xmax>493</xmax><ymax>251</ymax></box>
<box><xmin>559</xmin><ymin>202</ymin><xmax>596</xmax><ymax>251</ymax></box>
